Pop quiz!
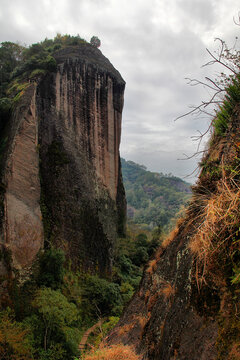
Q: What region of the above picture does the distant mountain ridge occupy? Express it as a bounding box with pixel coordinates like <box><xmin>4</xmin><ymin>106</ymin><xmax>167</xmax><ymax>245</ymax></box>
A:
<box><xmin>121</xmin><ymin>158</ymin><xmax>192</xmax><ymax>230</ymax></box>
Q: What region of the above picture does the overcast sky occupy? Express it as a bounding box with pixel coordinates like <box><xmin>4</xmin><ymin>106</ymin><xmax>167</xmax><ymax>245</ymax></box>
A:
<box><xmin>0</xmin><ymin>0</ymin><xmax>240</xmax><ymax>182</ymax></box>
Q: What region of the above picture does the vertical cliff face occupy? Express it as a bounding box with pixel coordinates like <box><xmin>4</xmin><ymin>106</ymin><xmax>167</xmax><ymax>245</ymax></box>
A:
<box><xmin>0</xmin><ymin>44</ymin><xmax>126</xmax><ymax>277</ymax></box>
<box><xmin>38</xmin><ymin>46</ymin><xmax>126</xmax><ymax>273</ymax></box>
<box><xmin>1</xmin><ymin>85</ymin><xmax>44</xmax><ymax>275</ymax></box>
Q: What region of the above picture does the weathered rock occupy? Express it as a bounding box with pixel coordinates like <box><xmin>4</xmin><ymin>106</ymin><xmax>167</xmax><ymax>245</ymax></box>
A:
<box><xmin>107</xmin><ymin>108</ymin><xmax>240</xmax><ymax>358</ymax></box>
<box><xmin>1</xmin><ymin>84</ymin><xmax>44</xmax><ymax>274</ymax></box>
<box><xmin>0</xmin><ymin>43</ymin><xmax>126</xmax><ymax>277</ymax></box>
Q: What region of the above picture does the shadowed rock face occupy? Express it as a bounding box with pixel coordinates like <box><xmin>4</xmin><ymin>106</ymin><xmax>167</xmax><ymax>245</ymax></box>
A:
<box><xmin>106</xmin><ymin>110</ymin><xmax>240</xmax><ymax>359</ymax></box>
<box><xmin>2</xmin><ymin>85</ymin><xmax>44</xmax><ymax>273</ymax></box>
<box><xmin>106</xmin><ymin>224</ymin><xmax>218</xmax><ymax>359</ymax></box>
<box><xmin>0</xmin><ymin>43</ymin><xmax>126</xmax><ymax>276</ymax></box>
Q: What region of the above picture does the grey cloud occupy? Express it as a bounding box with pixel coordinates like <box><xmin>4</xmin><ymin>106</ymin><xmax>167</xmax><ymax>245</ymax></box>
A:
<box><xmin>0</xmin><ymin>0</ymin><xmax>239</xmax><ymax>182</ymax></box>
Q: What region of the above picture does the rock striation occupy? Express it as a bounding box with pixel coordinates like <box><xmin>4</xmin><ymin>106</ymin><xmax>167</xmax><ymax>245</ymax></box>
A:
<box><xmin>0</xmin><ymin>43</ymin><xmax>126</xmax><ymax>277</ymax></box>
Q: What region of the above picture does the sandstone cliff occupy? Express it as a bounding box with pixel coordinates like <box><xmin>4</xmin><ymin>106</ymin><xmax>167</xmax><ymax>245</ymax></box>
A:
<box><xmin>0</xmin><ymin>43</ymin><xmax>126</xmax><ymax>277</ymax></box>
<box><xmin>107</xmin><ymin>93</ymin><xmax>240</xmax><ymax>358</ymax></box>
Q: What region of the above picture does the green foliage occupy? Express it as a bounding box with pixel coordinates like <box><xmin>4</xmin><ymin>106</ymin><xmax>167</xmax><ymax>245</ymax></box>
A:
<box><xmin>120</xmin><ymin>282</ymin><xmax>134</xmax><ymax>304</ymax></box>
<box><xmin>231</xmin><ymin>250</ymin><xmax>240</xmax><ymax>285</ymax></box>
<box><xmin>62</xmin><ymin>270</ymin><xmax>82</xmax><ymax>307</ymax></box>
<box><xmin>29</xmin><ymin>69</ymin><xmax>47</xmax><ymax>79</ymax></box>
<box><xmin>0</xmin><ymin>97</ymin><xmax>12</xmax><ymax>131</ymax></box>
<box><xmin>38</xmin><ymin>343</ymin><xmax>67</xmax><ymax>360</ymax></box>
<box><xmin>0</xmin><ymin>41</ymin><xmax>24</xmax><ymax>97</ymax></box>
<box><xmin>89</xmin><ymin>317</ymin><xmax>119</xmax><ymax>348</ymax></box>
<box><xmin>214</xmin><ymin>74</ymin><xmax>240</xmax><ymax>136</ymax></box>
<box><xmin>81</xmin><ymin>275</ymin><xmax>121</xmax><ymax>317</ymax></box>
<box><xmin>231</xmin><ymin>265</ymin><xmax>240</xmax><ymax>285</ymax></box>
<box><xmin>121</xmin><ymin>158</ymin><xmax>191</xmax><ymax>230</ymax></box>
<box><xmin>33</xmin><ymin>288</ymin><xmax>78</xmax><ymax>328</ymax></box>
<box><xmin>36</xmin><ymin>248</ymin><xmax>65</xmax><ymax>289</ymax></box>
<box><xmin>132</xmin><ymin>246</ymin><xmax>149</xmax><ymax>267</ymax></box>
<box><xmin>90</xmin><ymin>36</ymin><xmax>101</xmax><ymax>48</ymax></box>
<box><xmin>0</xmin><ymin>308</ymin><xmax>33</xmax><ymax>360</ymax></box>
<box><xmin>0</xmin><ymin>34</ymin><xmax>89</xmax><ymax>156</ymax></box>
<box><xmin>32</xmin><ymin>287</ymin><xmax>78</xmax><ymax>352</ymax></box>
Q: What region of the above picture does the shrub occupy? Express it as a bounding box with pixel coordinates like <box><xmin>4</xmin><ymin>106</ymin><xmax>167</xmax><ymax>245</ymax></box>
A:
<box><xmin>90</xmin><ymin>36</ymin><xmax>101</xmax><ymax>48</ymax></box>
<box><xmin>0</xmin><ymin>308</ymin><xmax>33</xmax><ymax>360</ymax></box>
<box><xmin>132</xmin><ymin>247</ymin><xmax>149</xmax><ymax>267</ymax></box>
<box><xmin>214</xmin><ymin>74</ymin><xmax>240</xmax><ymax>136</ymax></box>
<box><xmin>36</xmin><ymin>248</ymin><xmax>65</xmax><ymax>289</ymax></box>
<box><xmin>82</xmin><ymin>275</ymin><xmax>122</xmax><ymax>316</ymax></box>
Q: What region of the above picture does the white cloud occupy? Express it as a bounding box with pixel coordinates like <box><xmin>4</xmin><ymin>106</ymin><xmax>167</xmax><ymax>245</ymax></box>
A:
<box><xmin>0</xmin><ymin>0</ymin><xmax>239</xmax><ymax>181</ymax></box>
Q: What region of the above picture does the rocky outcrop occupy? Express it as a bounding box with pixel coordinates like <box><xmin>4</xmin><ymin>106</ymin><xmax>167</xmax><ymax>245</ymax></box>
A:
<box><xmin>107</xmin><ymin>222</ymin><xmax>219</xmax><ymax>359</ymax></box>
<box><xmin>0</xmin><ymin>43</ymin><xmax>126</xmax><ymax>277</ymax></box>
<box><xmin>107</xmin><ymin>108</ymin><xmax>240</xmax><ymax>357</ymax></box>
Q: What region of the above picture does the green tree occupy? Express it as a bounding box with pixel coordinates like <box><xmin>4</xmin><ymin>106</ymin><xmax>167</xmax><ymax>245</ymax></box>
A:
<box><xmin>82</xmin><ymin>275</ymin><xmax>121</xmax><ymax>316</ymax></box>
<box><xmin>0</xmin><ymin>41</ymin><xmax>24</xmax><ymax>96</ymax></box>
<box><xmin>90</xmin><ymin>36</ymin><xmax>101</xmax><ymax>48</ymax></box>
<box><xmin>132</xmin><ymin>247</ymin><xmax>149</xmax><ymax>266</ymax></box>
<box><xmin>32</xmin><ymin>288</ymin><xmax>78</xmax><ymax>351</ymax></box>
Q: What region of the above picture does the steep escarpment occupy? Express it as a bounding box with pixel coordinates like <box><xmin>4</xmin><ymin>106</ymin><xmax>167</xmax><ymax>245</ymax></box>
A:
<box><xmin>0</xmin><ymin>84</ymin><xmax>44</xmax><ymax>275</ymax></box>
<box><xmin>107</xmin><ymin>88</ymin><xmax>240</xmax><ymax>357</ymax></box>
<box><xmin>38</xmin><ymin>45</ymin><xmax>126</xmax><ymax>273</ymax></box>
<box><xmin>0</xmin><ymin>43</ymin><xmax>126</xmax><ymax>277</ymax></box>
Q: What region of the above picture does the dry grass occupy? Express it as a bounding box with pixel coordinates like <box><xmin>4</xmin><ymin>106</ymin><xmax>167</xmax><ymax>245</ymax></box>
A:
<box><xmin>147</xmin><ymin>293</ymin><xmax>159</xmax><ymax>311</ymax></box>
<box><xmin>118</xmin><ymin>322</ymin><xmax>134</xmax><ymax>336</ymax></box>
<box><xmin>161</xmin><ymin>217</ymin><xmax>185</xmax><ymax>248</ymax></box>
<box><xmin>188</xmin><ymin>175</ymin><xmax>240</xmax><ymax>286</ymax></box>
<box><xmin>144</xmin><ymin>289</ymin><xmax>150</xmax><ymax>303</ymax></box>
<box><xmin>161</xmin><ymin>283</ymin><xmax>175</xmax><ymax>299</ymax></box>
<box><xmin>134</xmin><ymin>315</ymin><xmax>147</xmax><ymax>329</ymax></box>
<box><xmin>146</xmin><ymin>259</ymin><xmax>157</xmax><ymax>274</ymax></box>
<box><xmin>82</xmin><ymin>344</ymin><xmax>141</xmax><ymax>360</ymax></box>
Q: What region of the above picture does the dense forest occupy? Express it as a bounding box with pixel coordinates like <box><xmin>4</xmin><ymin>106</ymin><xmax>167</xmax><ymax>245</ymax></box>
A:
<box><xmin>121</xmin><ymin>158</ymin><xmax>192</xmax><ymax>231</ymax></box>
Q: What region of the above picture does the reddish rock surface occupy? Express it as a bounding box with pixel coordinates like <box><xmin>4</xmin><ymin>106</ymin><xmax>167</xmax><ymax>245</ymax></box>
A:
<box><xmin>107</xmin><ymin>110</ymin><xmax>240</xmax><ymax>359</ymax></box>
<box><xmin>0</xmin><ymin>43</ymin><xmax>126</xmax><ymax>276</ymax></box>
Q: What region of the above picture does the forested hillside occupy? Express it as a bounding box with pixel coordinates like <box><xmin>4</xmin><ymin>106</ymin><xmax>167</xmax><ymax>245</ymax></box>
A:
<box><xmin>121</xmin><ymin>158</ymin><xmax>192</xmax><ymax>230</ymax></box>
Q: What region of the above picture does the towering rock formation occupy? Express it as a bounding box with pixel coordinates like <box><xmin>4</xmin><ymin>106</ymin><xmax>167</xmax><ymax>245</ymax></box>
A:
<box><xmin>0</xmin><ymin>43</ymin><xmax>126</xmax><ymax>277</ymax></box>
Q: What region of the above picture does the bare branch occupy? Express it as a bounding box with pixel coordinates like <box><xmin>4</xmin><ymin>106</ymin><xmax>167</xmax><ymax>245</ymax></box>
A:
<box><xmin>204</xmin><ymin>77</ymin><xmax>223</xmax><ymax>91</ymax></box>
<box><xmin>185</xmin><ymin>77</ymin><xmax>221</xmax><ymax>91</ymax></box>
<box><xmin>233</xmin><ymin>12</ymin><xmax>240</xmax><ymax>26</ymax></box>
<box><xmin>176</xmin><ymin>33</ymin><xmax>240</xmax><ymax>167</ymax></box>
<box><xmin>203</xmin><ymin>44</ymin><xmax>238</xmax><ymax>75</ymax></box>
<box><xmin>178</xmin><ymin>150</ymin><xmax>207</xmax><ymax>161</ymax></box>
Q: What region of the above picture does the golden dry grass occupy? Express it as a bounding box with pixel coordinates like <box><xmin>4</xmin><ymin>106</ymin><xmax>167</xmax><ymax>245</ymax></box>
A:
<box><xmin>161</xmin><ymin>228</ymin><xmax>179</xmax><ymax>248</ymax></box>
<box><xmin>147</xmin><ymin>293</ymin><xmax>159</xmax><ymax>311</ymax></box>
<box><xmin>188</xmin><ymin>175</ymin><xmax>240</xmax><ymax>286</ymax></box>
<box><xmin>161</xmin><ymin>283</ymin><xmax>175</xmax><ymax>299</ymax></box>
<box><xmin>144</xmin><ymin>289</ymin><xmax>150</xmax><ymax>303</ymax></box>
<box><xmin>133</xmin><ymin>315</ymin><xmax>147</xmax><ymax>329</ymax></box>
<box><xmin>146</xmin><ymin>259</ymin><xmax>157</xmax><ymax>274</ymax></box>
<box><xmin>190</xmin><ymin>178</ymin><xmax>240</xmax><ymax>256</ymax></box>
<box><xmin>83</xmin><ymin>344</ymin><xmax>141</xmax><ymax>360</ymax></box>
<box><xmin>118</xmin><ymin>322</ymin><xmax>134</xmax><ymax>336</ymax></box>
<box><xmin>161</xmin><ymin>217</ymin><xmax>185</xmax><ymax>248</ymax></box>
